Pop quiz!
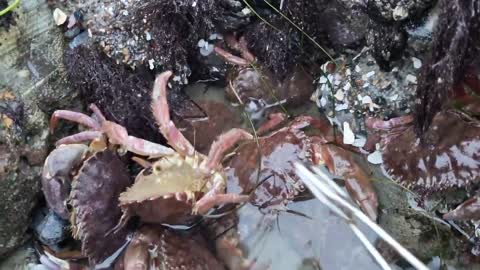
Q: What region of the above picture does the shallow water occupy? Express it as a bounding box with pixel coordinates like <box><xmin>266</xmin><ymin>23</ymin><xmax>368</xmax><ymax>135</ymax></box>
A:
<box><xmin>185</xmin><ymin>83</ymin><xmax>382</xmax><ymax>270</ymax></box>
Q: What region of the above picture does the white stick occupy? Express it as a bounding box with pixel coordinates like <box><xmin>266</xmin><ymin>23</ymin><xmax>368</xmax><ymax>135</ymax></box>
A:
<box><xmin>349</xmin><ymin>223</ymin><xmax>392</xmax><ymax>270</ymax></box>
<box><xmin>295</xmin><ymin>163</ymin><xmax>429</xmax><ymax>270</ymax></box>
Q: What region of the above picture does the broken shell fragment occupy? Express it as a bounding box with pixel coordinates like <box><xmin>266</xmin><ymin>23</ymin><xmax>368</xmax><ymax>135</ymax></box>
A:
<box><xmin>53</xmin><ymin>8</ymin><xmax>67</xmax><ymax>26</ymax></box>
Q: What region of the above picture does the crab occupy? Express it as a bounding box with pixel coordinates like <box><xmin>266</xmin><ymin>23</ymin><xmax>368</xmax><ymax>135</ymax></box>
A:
<box><xmin>200</xmin><ymin>112</ymin><xmax>378</xmax><ymax>270</ymax></box>
<box><xmin>112</xmin><ymin>71</ymin><xmax>252</xmax><ymax>225</ymax></box>
<box><xmin>114</xmin><ymin>225</ymin><xmax>225</xmax><ymax>270</ymax></box>
<box><xmin>214</xmin><ymin>34</ymin><xmax>314</xmax><ymax>119</ymax></box>
<box><xmin>41</xmin><ymin>142</ymin><xmax>133</xmax><ymax>265</ymax></box>
<box><xmin>367</xmin><ymin>110</ymin><xmax>480</xmax><ymax>218</ymax></box>
<box><xmin>365</xmin><ymin>66</ymin><xmax>480</xmax><ymax>222</ymax></box>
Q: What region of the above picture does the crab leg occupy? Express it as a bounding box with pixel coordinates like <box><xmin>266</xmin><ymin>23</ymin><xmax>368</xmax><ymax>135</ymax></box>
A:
<box><xmin>365</xmin><ymin>115</ymin><xmax>414</xmax><ymax>131</ymax></box>
<box><xmin>257</xmin><ymin>113</ymin><xmax>287</xmax><ymax>135</ymax></box>
<box><xmin>151</xmin><ymin>71</ymin><xmax>196</xmax><ymax>156</ymax></box>
<box><xmin>123</xmin><ymin>135</ymin><xmax>175</xmax><ymax>158</ymax></box>
<box><xmin>290</xmin><ymin>115</ymin><xmax>362</xmax><ymax>153</ymax></box>
<box><xmin>312</xmin><ymin>141</ymin><xmax>378</xmax><ymax>221</ymax></box>
<box><xmin>194</xmin><ymin>192</ymin><xmax>250</xmax><ymax>215</ymax></box>
<box><xmin>443</xmin><ymin>197</ymin><xmax>480</xmax><ymax>221</ymax></box>
<box><xmin>55</xmin><ymin>131</ymin><xmax>103</xmax><ymax>146</ymax></box>
<box><xmin>88</xmin><ymin>104</ymin><xmax>107</xmax><ymax>123</ymax></box>
<box><xmin>123</xmin><ymin>230</ymin><xmax>151</xmax><ymax>270</ymax></box>
<box><xmin>214</xmin><ymin>46</ymin><xmax>251</xmax><ymax>66</ymax></box>
<box><xmin>224</xmin><ymin>34</ymin><xmax>256</xmax><ymax>63</ymax></box>
<box><xmin>49</xmin><ymin>110</ymin><xmax>100</xmax><ymax>133</ymax></box>
<box><xmin>205</xmin><ymin>128</ymin><xmax>253</xmax><ymax>171</ymax></box>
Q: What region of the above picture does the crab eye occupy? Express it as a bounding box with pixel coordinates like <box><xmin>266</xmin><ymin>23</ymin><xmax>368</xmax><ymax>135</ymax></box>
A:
<box><xmin>153</xmin><ymin>165</ymin><xmax>162</xmax><ymax>174</ymax></box>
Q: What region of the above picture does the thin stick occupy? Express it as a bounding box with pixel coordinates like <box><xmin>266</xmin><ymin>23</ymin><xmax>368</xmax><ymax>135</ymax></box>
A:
<box><xmin>349</xmin><ymin>223</ymin><xmax>392</xmax><ymax>270</ymax></box>
<box><xmin>295</xmin><ymin>163</ymin><xmax>429</xmax><ymax>270</ymax></box>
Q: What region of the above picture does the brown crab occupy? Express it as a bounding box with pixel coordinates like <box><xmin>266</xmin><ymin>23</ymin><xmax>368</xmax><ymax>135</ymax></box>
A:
<box><xmin>214</xmin><ymin>34</ymin><xmax>315</xmax><ymax>118</ymax></box>
<box><xmin>225</xmin><ymin>112</ymin><xmax>378</xmax><ymax>219</ymax></box>
<box><xmin>365</xmin><ymin>71</ymin><xmax>480</xmax><ymax>221</ymax></box>
<box><xmin>114</xmin><ymin>225</ymin><xmax>225</xmax><ymax>270</ymax></box>
<box><xmin>41</xmin><ymin>142</ymin><xmax>132</xmax><ymax>265</ymax></box>
<box><xmin>202</xmin><ymin>112</ymin><xmax>378</xmax><ymax>270</ymax></box>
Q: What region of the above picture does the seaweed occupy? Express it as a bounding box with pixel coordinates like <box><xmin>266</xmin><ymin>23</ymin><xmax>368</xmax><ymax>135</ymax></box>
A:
<box><xmin>64</xmin><ymin>46</ymin><xmax>204</xmax><ymax>144</ymax></box>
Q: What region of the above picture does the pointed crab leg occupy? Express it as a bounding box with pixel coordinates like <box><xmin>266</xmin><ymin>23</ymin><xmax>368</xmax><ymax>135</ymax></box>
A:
<box><xmin>49</xmin><ymin>110</ymin><xmax>100</xmax><ymax>134</ymax></box>
<box><xmin>443</xmin><ymin>197</ymin><xmax>480</xmax><ymax>221</ymax></box>
<box><xmin>214</xmin><ymin>46</ymin><xmax>251</xmax><ymax>66</ymax></box>
<box><xmin>311</xmin><ymin>139</ymin><xmax>378</xmax><ymax>221</ymax></box>
<box><xmin>205</xmin><ymin>128</ymin><xmax>253</xmax><ymax>171</ymax></box>
<box><xmin>151</xmin><ymin>71</ymin><xmax>196</xmax><ymax>156</ymax></box>
<box><xmin>257</xmin><ymin>113</ymin><xmax>287</xmax><ymax>135</ymax></box>
<box><xmin>55</xmin><ymin>131</ymin><xmax>103</xmax><ymax>146</ymax></box>
<box><xmin>194</xmin><ymin>193</ymin><xmax>250</xmax><ymax>215</ymax></box>
<box><xmin>224</xmin><ymin>34</ymin><xmax>256</xmax><ymax>63</ymax></box>
<box><xmin>89</xmin><ymin>104</ymin><xmax>107</xmax><ymax>123</ymax></box>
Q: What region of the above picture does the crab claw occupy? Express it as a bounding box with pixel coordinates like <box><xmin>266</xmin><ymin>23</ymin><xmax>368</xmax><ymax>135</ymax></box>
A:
<box><xmin>443</xmin><ymin>197</ymin><xmax>480</xmax><ymax>221</ymax></box>
<box><xmin>313</xmin><ymin>142</ymin><xmax>378</xmax><ymax>221</ymax></box>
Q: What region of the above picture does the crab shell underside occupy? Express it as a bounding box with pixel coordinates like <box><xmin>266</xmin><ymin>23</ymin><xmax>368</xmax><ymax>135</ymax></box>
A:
<box><xmin>119</xmin><ymin>154</ymin><xmax>225</xmax><ymax>224</ymax></box>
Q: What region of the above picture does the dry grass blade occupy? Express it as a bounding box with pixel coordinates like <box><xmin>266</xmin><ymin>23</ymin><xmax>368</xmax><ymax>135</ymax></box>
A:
<box><xmin>294</xmin><ymin>163</ymin><xmax>429</xmax><ymax>270</ymax></box>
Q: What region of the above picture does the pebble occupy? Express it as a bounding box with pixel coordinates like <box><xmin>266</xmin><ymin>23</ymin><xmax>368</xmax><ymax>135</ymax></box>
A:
<box><xmin>53</xmin><ymin>8</ymin><xmax>67</xmax><ymax>26</ymax></box>
<box><xmin>32</xmin><ymin>209</ymin><xmax>69</xmax><ymax>246</ymax></box>
<box><xmin>361</xmin><ymin>71</ymin><xmax>375</xmax><ymax>81</ymax></box>
<box><xmin>343</xmin><ymin>122</ymin><xmax>355</xmax><ymax>145</ymax></box>
<box><xmin>198</xmin><ymin>39</ymin><xmax>206</xmax><ymax>48</ymax></box>
<box><xmin>367</xmin><ymin>150</ymin><xmax>383</xmax><ymax>164</ymax></box>
<box><xmin>335</xmin><ymin>103</ymin><xmax>349</xmax><ymax>111</ymax></box>
<box><xmin>355</xmin><ymin>65</ymin><xmax>361</xmax><ymax>72</ymax></box>
<box><xmin>406</xmin><ymin>74</ymin><xmax>417</xmax><ymax>84</ymax></box>
<box><xmin>412</xmin><ymin>57</ymin><xmax>422</xmax><ymax>69</ymax></box>
<box><xmin>320</xmin><ymin>96</ymin><xmax>327</xmax><ymax>107</ymax></box>
<box><xmin>353</xmin><ymin>137</ymin><xmax>367</xmax><ymax>148</ymax></box>
<box><xmin>361</xmin><ymin>95</ymin><xmax>373</xmax><ymax>105</ymax></box>
<box><xmin>393</xmin><ymin>5</ymin><xmax>409</xmax><ymax>21</ymax></box>
<box><xmin>200</xmin><ymin>43</ymin><xmax>214</xmax><ymax>56</ymax></box>
<box><xmin>148</xmin><ymin>59</ymin><xmax>155</xmax><ymax>70</ymax></box>
<box><xmin>343</xmin><ymin>82</ymin><xmax>351</xmax><ymax>91</ymax></box>
<box><xmin>145</xmin><ymin>32</ymin><xmax>152</xmax><ymax>41</ymax></box>
<box><xmin>334</xmin><ymin>90</ymin><xmax>345</xmax><ymax>101</ymax></box>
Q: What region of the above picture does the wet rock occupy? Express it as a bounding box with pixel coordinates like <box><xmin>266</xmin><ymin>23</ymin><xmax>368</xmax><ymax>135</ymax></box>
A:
<box><xmin>0</xmin><ymin>0</ymin><xmax>79</xmax><ymax>256</ymax></box>
<box><xmin>0</xmin><ymin>244</ymin><xmax>39</xmax><ymax>269</ymax></box>
<box><xmin>372</xmin><ymin>170</ymin><xmax>453</xmax><ymax>261</ymax></box>
<box><xmin>32</xmin><ymin>208</ymin><xmax>69</xmax><ymax>246</ymax></box>
<box><xmin>366</xmin><ymin>21</ymin><xmax>408</xmax><ymax>71</ymax></box>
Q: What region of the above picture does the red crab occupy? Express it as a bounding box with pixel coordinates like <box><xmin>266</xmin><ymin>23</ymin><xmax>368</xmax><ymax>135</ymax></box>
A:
<box><xmin>365</xmin><ymin>72</ymin><xmax>480</xmax><ymax>221</ymax></box>
<box><xmin>201</xmin><ymin>111</ymin><xmax>378</xmax><ymax>270</ymax></box>
<box><xmin>224</xmin><ymin>112</ymin><xmax>378</xmax><ymax>220</ymax></box>
<box><xmin>214</xmin><ymin>34</ymin><xmax>315</xmax><ymax>118</ymax></box>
